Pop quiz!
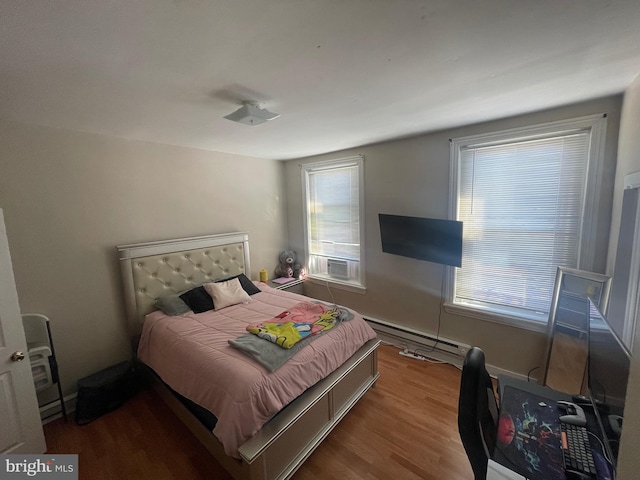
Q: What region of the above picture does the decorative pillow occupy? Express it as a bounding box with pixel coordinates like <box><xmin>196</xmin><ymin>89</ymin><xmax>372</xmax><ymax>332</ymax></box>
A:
<box><xmin>217</xmin><ymin>273</ymin><xmax>261</xmax><ymax>295</ymax></box>
<box><xmin>179</xmin><ymin>286</ymin><xmax>214</xmax><ymax>313</ymax></box>
<box><xmin>154</xmin><ymin>294</ymin><xmax>191</xmax><ymax>316</ymax></box>
<box><xmin>204</xmin><ymin>277</ymin><xmax>252</xmax><ymax>310</ymax></box>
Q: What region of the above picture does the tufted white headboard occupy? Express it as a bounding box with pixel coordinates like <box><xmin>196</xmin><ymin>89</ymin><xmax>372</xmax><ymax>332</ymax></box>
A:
<box><xmin>117</xmin><ymin>232</ymin><xmax>251</xmax><ymax>338</ymax></box>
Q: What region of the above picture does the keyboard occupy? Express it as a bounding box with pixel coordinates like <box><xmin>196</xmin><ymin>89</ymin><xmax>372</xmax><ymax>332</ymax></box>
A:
<box><xmin>560</xmin><ymin>422</ymin><xmax>597</xmax><ymax>477</ymax></box>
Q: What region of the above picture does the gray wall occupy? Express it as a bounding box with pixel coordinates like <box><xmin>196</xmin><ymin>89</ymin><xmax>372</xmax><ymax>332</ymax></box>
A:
<box><xmin>612</xmin><ymin>74</ymin><xmax>640</xmax><ymax>480</ymax></box>
<box><xmin>0</xmin><ymin>120</ymin><xmax>289</xmax><ymax>398</ymax></box>
<box><xmin>284</xmin><ymin>95</ymin><xmax>622</xmax><ymax>377</ymax></box>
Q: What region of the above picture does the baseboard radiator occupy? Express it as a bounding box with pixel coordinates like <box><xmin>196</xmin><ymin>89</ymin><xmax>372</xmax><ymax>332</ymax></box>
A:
<box><xmin>365</xmin><ymin>316</ymin><xmax>533</xmax><ymax>381</ymax></box>
<box><xmin>364</xmin><ymin>316</ymin><xmax>471</xmax><ymax>359</ymax></box>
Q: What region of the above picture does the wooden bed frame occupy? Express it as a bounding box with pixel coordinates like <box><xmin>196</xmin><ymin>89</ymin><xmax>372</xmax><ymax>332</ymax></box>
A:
<box><xmin>117</xmin><ymin>232</ymin><xmax>380</xmax><ymax>480</ymax></box>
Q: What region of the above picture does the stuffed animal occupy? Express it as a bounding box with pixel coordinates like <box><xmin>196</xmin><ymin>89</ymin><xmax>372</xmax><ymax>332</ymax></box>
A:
<box><xmin>275</xmin><ymin>250</ymin><xmax>296</xmax><ymax>278</ymax></box>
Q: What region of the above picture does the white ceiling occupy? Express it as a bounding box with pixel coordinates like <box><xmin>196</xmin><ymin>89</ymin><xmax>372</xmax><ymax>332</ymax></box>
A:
<box><xmin>2</xmin><ymin>1</ymin><xmax>640</xmax><ymax>160</ymax></box>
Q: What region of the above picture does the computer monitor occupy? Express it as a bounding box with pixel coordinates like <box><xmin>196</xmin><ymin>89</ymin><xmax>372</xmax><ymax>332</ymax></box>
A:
<box><xmin>378</xmin><ymin>214</ymin><xmax>463</xmax><ymax>267</ymax></box>
<box><xmin>587</xmin><ymin>298</ymin><xmax>631</xmax><ymax>471</ymax></box>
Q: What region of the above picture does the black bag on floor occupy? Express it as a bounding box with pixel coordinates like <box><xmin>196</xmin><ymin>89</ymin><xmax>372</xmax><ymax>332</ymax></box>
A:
<box><xmin>75</xmin><ymin>360</ymin><xmax>139</xmax><ymax>425</ymax></box>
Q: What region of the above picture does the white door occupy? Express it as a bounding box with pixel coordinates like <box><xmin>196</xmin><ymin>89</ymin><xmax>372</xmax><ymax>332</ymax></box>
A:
<box><xmin>0</xmin><ymin>209</ymin><xmax>46</xmax><ymax>453</ymax></box>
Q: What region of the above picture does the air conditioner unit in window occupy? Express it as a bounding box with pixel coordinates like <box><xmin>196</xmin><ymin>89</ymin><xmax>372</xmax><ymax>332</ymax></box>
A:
<box><xmin>327</xmin><ymin>258</ymin><xmax>349</xmax><ymax>279</ymax></box>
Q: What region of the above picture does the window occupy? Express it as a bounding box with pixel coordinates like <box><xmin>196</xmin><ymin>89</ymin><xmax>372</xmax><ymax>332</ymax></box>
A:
<box><xmin>448</xmin><ymin>115</ymin><xmax>607</xmax><ymax>326</ymax></box>
<box><xmin>302</xmin><ymin>156</ymin><xmax>365</xmax><ymax>289</ymax></box>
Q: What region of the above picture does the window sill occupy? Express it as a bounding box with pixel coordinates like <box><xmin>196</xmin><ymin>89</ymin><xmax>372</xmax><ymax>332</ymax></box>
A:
<box><xmin>442</xmin><ymin>302</ymin><xmax>548</xmax><ymax>334</ymax></box>
<box><xmin>305</xmin><ymin>275</ymin><xmax>366</xmax><ymax>294</ymax></box>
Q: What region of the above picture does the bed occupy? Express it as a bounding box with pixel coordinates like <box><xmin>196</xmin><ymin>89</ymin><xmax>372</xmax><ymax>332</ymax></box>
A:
<box><xmin>117</xmin><ymin>232</ymin><xmax>380</xmax><ymax>480</ymax></box>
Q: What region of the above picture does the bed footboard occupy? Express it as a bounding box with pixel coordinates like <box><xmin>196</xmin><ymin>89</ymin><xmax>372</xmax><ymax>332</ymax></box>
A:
<box><xmin>151</xmin><ymin>338</ymin><xmax>380</xmax><ymax>480</ymax></box>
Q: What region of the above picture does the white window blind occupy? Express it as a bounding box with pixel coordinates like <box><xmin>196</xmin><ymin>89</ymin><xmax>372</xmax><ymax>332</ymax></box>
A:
<box><xmin>450</xmin><ymin>115</ymin><xmax>607</xmax><ymax>323</ymax></box>
<box><xmin>303</xmin><ymin>157</ymin><xmax>364</xmax><ymax>286</ymax></box>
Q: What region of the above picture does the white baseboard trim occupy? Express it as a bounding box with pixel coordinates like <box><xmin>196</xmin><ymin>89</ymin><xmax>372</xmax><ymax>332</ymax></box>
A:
<box><xmin>40</xmin><ymin>393</ymin><xmax>77</xmax><ymax>424</ymax></box>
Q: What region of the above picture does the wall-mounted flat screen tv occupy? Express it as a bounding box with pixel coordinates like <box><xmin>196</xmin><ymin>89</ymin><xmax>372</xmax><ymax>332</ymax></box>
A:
<box><xmin>378</xmin><ymin>213</ymin><xmax>463</xmax><ymax>267</ymax></box>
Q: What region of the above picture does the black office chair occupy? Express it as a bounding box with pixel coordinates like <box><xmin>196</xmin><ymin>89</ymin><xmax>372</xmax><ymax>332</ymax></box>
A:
<box><xmin>458</xmin><ymin>347</ymin><xmax>499</xmax><ymax>480</ymax></box>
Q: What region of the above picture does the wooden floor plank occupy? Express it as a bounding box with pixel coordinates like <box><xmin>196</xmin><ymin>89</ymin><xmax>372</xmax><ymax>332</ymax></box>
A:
<box><xmin>44</xmin><ymin>344</ymin><xmax>473</xmax><ymax>479</ymax></box>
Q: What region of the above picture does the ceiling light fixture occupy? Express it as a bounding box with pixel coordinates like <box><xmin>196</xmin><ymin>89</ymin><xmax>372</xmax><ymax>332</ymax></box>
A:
<box><xmin>224</xmin><ymin>101</ymin><xmax>280</xmax><ymax>126</ymax></box>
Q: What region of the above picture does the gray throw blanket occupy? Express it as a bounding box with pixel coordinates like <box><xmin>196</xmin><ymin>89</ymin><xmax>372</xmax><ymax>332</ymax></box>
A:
<box><xmin>229</xmin><ymin>304</ymin><xmax>353</xmax><ymax>371</ymax></box>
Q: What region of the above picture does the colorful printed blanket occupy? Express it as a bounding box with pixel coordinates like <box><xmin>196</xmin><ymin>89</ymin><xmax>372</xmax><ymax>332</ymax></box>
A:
<box><xmin>246</xmin><ymin>301</ymin><xmax>352</xmax><ymax>349</ymax></box>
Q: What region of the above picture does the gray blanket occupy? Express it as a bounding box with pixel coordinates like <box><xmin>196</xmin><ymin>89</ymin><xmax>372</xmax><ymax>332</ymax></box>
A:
<box><xmin>228</xmin><ymin>304</ymin><xmax>353</xmax><ymax>371</ymax></box>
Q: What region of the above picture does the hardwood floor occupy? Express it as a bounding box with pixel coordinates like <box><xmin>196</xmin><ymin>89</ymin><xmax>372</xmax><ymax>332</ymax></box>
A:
<box><xmin>44</xmin><ymin>344</ymin><xmax>473</xmax><ymax>480</ymax></box>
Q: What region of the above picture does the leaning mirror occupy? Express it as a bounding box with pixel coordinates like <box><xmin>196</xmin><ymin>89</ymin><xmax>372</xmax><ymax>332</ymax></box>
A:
<box><xmin>540</xmin><ymin>266</ymin><xmax>612</xmax><ymax>394</ymax></box>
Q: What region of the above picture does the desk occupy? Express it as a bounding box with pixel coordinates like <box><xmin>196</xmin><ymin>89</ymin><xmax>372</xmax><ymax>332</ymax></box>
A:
<box><xmin>492</xmin><ymin>376</ymin><xmax>614</xmax><ymax>480</ymax></box>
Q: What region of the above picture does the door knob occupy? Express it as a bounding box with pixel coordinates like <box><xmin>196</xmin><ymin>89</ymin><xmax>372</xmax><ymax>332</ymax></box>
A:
<box><xmin>11</xmin><ymin>351</ymin><xmax>25</xmax><ymax>362</ymax></box>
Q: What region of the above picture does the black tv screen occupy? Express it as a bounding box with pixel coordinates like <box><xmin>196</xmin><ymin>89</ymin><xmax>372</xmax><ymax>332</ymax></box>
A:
<box><xmin>379</xmin><ymin>214</ymin><xmax>463</xmax><ymax>267</ymax></box>
<box><xmin>588</xmin><ymin>299</ymin><xmax>631</xmax><ymax>468</ymax></box>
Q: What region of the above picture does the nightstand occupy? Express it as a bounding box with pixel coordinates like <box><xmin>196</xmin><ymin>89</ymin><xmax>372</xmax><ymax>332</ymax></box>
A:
<box><xmin>269</xmin><ymin>278</ymin><xmax>305</xmax><ymax>295</ymax></box>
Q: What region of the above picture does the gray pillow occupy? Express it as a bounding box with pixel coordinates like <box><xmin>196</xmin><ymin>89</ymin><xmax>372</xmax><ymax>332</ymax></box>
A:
<box><xmin>154</xmin><ymin>294</ymin><xmax>191</xmax><ymax>316</ymax></box>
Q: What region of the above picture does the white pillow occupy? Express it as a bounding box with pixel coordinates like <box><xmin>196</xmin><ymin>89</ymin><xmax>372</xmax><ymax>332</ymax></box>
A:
<box><xmin>204</xmin><ymin>277</ymin><xmax>251</xmax><ymax>310</ymax></box>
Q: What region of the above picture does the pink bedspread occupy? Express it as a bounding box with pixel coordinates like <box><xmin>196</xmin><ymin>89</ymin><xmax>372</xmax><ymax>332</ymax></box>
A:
<box><xmin>137</xmin><ymin>283</ymin><xmax>377</xmax><ymax>458</ymax></box>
